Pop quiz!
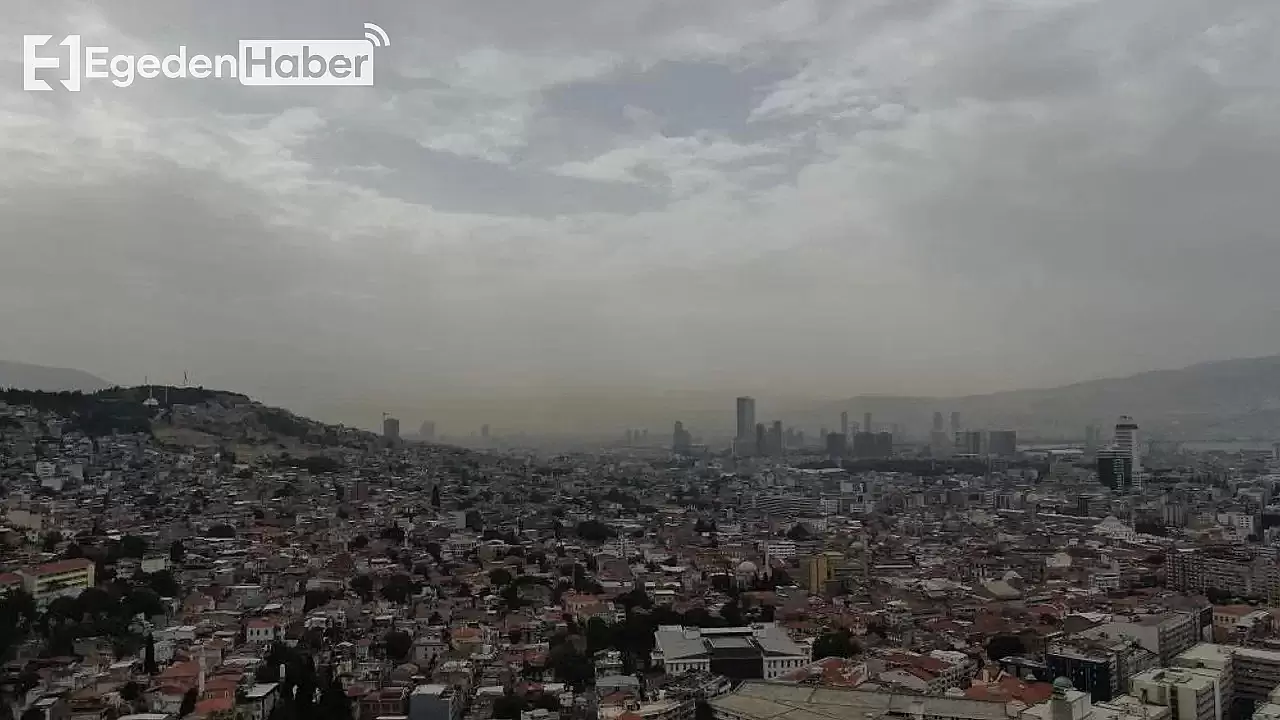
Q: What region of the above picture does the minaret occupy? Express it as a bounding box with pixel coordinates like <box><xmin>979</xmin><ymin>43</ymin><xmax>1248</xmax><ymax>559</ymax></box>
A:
<box><xmin>197</xmin><ymin>653</ymin><xmax>206</xmax><ymax>696</ymax></box>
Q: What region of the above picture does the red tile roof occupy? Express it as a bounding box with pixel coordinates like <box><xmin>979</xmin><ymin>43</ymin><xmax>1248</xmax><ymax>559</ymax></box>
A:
<box><xmin>26</xmin><ymin>558</ymin><xmax>94</xmax><ymax>577</ymax></box>
<box><xmin>966</xmin><ymin>677</ymin><xmax>1054</xmax><ymax>704</ymax></box>
<box><xmin>194</xmin><ymin>696</ymin><xmax>235</xmax><ymax>715</ymax></box>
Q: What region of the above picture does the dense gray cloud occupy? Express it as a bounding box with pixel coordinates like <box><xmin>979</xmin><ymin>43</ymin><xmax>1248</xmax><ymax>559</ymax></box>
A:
<box><xmin>2</xmin><ymin>0</ymin><xmax>1279</xmax><ymax>432</ymax></box>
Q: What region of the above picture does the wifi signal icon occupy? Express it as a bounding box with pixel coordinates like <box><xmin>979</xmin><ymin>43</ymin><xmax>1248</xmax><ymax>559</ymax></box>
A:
<box><xmin>363</xmin><ymin>22</ymin><xmax>390</xmax><ymax>48</ymax></box>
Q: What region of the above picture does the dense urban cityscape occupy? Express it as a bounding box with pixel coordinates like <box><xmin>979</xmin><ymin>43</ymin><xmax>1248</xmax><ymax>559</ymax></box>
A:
<box><xmin>3</xmin><ymin>380</ymin><xmax>1280</xmax><ymax>720</ymax></box>
<box><xmin>8</xmin><ymin>1</ymin><xmax>1280</xmax><ymax>720</ymax></box>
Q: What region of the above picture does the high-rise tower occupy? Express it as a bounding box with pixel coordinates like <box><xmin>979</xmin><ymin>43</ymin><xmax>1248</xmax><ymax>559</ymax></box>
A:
<box><xmin>673</xmin><ymin>421</ymin><xmax>691</xmax><ymax>453</ymax></box>
<box><xmin>1113</xmin><ymin>416</ymin><xmax>1140</xmax><ymax>474</ymax></box>
<box><xmin>736</xmin><ymin>397</ymin><xmax>756</xmax><ymax>441</ymax></box>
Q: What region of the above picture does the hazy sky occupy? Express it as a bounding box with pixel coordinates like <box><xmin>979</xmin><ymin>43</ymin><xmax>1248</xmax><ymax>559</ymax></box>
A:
<box><xmin>4</xmin><ymin>0</ymin><xmax>1280</xmax><ymax>430</ymax></box>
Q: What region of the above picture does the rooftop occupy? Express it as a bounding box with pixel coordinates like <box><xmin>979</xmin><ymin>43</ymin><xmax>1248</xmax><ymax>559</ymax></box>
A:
<box><xmin>710</xmin><ymin>681</ymin><xmax>1018</xmax><ymax>720</ymax></box>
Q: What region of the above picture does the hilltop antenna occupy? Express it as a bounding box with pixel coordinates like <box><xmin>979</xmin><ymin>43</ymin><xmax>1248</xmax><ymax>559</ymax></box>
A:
<box><xmin>183</xmin><ymin>370</ymin><xmax>188</xmax><ymax>386</ymax></box>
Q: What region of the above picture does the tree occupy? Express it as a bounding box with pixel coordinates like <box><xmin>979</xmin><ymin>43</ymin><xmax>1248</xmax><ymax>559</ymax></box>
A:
<box><xmin>380</xmin><ymin>526</ymin><xmax>405</xmax><ymax>544</ymax></box>
<box><xmin>120</xmin><ymin>534</ymin><xmax>148</xmax><ymax>558</ymax></box>
<box><xmin>384</xmin><ymin>630</ymin><xmax>412</xmax><ymax>662</ymax></box>
<box><xmin>349</xmin><ymin>535</ymin><xmax>369</xmax><ymax>550</ymax></box>
<box><xmin>381</xmin><ymin>574</ymin><xmax>414</xmax><ymax>604</ymax></box>
<box><xmin>492</xmin><ymin>691</ymin><xmax>529</xmax><ymax>720</ymax></box>
<box><xmin>63</xmin><ymin>543</ymin><xmax>85</xmax><ymax>559</ymax></box>
<box><xmin>41</xmin><ymin>531</ymin><xmax>63</xmax><ymax>552</ymax></box>
<box><xmin>575</xmin><ymin>519</ymin><xmax>615</xmax><ymax>542</ymax></box>
<box><xmin>586</xmin><ymin>616</ymin><xmax>612</xmax><ymax>655</ymax></box>
<box><xmin>619</xmin><ymin>587</ymin><xmax>653</xmax><ymax>612</ymax></box>
<box><xmin>179</xmin><ymin>687</ymin><xmax>198</xmax><ymax>716</ymax></box>
<box><xmin>121</xmin><ymin>680</ymin><xmax>144</xmax><ymax>703</ymax></box>
<box><xmin>720</xmin><ymin>598</ymin><xmax>743</xmax><ymax>626</ymax></box>
<box><xmin>770</xmin><ymin>567</ymin><xmax>794</xmax><ymax>587</ymax></box>
<box><xmin>350</xmin><ymin>575</ymin><xmax>374</xmax><ymax>601</ymax></box>
<box><xmin>531</xmin><ymin>694</ymin><xmax>561</xmax><ymax>712</ymax></box>
<box><xmin>146</xmin><ymin>570</ymin><xmax>180</xmax><ymax>598</ymax></box>
<box><xmin>78</xmin><ymin>586</ymin><xmax>114</xmax><ymax>618</ymax></box>
<box><xmin>317</xmin><ymin>666</ymin><xmax>353</xmax><ymax>720</ymax></box>
<box><xmin>500</xmin><ymin>583</ymin><xmax>523</xmax><ymax>610</ymax></box>
<box><xmin>304</xmin><ymin>590</ymin><xmax>332</xmax><ymax>613</ymax></box>
<box><xmin>489</xmin><ymin>568</ymin><xmax>514</xmax><ymax>588</ymax></box>
<box><xmin>145</xmin><ymin>633</ymin><xmax>159</xmax><ymax>674</ymax></box>
<box><xmin>812</xmin><ymin>629</ymin><xmax>859</xmax><ymax>659</ymax></box>
<box><xmin>124</xmin><ymin>587</ymin><xmax>165</xmax><ymax>619</ymax></box>
<box><xmin>431</xmin><ymin>485</ymin><xmax>442</xmax><ymax>508</ymax></box>
<box><xmin>46</xmin><ymin>595</ymin><xmax>81</xmax><ymax>624</ymax></box>
<box><xmin>986</xmin><ymin>634</ymin><xmax>1026</xmax><ymax>661</ymax></box>
<box><xmin>548</xmin><ymin>640</ymin><xmax>594</xmax><ymax>691</ymax></box>
<box><xmin>786</xmin><ymin>524</ymin><xmax>811</xmax><ymax>541</ymax></box>
<box><xmin>207</xmin><ymin>524</ymin><xmax>236</xmax><ymax>538</ymax></box>
<box><xmin>170</xmin><ymin>540</ymin><xmax>186</xmax><ymax>563</ymax></box>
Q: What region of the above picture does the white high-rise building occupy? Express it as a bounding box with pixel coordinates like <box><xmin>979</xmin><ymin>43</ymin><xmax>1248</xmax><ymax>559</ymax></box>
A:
<box><xmin>1114</xmin><ymin>415</ymin><xmax>1140</xmax><ymax>474</ymax></box>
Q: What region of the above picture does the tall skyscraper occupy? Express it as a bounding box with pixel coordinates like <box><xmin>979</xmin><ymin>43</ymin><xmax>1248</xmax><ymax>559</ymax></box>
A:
<box><xmin>419</xmin><ymin>420</ymin><xmax>436</xmax><ymax>442</ymax></box>
<box><xmin>672</xmin><ymin>421</ymin><xmax>691</xmax><ymax>454</ymax></box>
<box><xmin>1085</xmin><ymin>424</ymin><xmax>1100</xmax><ymax>454</ymax></box>
<box><xmin>755</xmin><ymin>423</ymin><xmax>766</xmax><ymax>455</ymax></box>
<box><xmin>929</xmin><ymin>413</ymin><xmax>951</xmax><ymax>457</ymax></box>
<box><xmin>771</xmin><ymin>420</ymin><xmax>784</xmax><ymax>455</ymax></box>
<box><xmin>1113</xmin><ymin>416</ymin><xmax>1140</xmax><ymax>474</ymax></box>
<box><xmin>988</xmin><ymin>430</ymin><xmax>1017</xmax><ymax>457</ymax></box>
<box><xmin>383</xmin><ymin>416</ymin><xmax>400</xmax><ymax>441</ymax></box>
<box><xmin>956</xmin><ymin>431</ymin><xmax>983</xmax><ymax>455</ymax></box>
<box><xmin>826</xmin><ymin>432</ymin><xmax>847</xmax><ymax>458</ymax></box>
<box><xmin>853</xmin><ymin>431</ymin><xmax>893</xmax><ymax>459</ymax></box>
<box><xmin>950</xmin><ymin>412</ymin><xmax>961</xmax><ymax>434</ymax></box>
<box><xmin>736</xmin><ymin>397</ymin><xmax>756</xmax><ymax>441</ymax></box>
<box><xmin>840</xmin><ymin>412</ymin><xmax>849</xmax><ymax>438</ymax></box>
<box><xmin>481</xmin><ymin>424</ymin><xmax>490</xmax><ymax>440</ymax></box>
<box><xmin>863</xmin><ymin>412</ymin><xmax>873</xmax><ymax>434</ymax></box>
<box><xmin>1097</xmin><ymin>448</ymin><xmax>1133</xmax><ymax>491</ymax></box>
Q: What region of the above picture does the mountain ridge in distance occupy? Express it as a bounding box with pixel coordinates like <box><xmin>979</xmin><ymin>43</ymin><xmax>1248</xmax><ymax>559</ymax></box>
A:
<box><xmin>8</xmin><ymin>354</ymin><xmax>1280</xmax><ymax>441</ymax></box>
<box><xmin>796</xmin><ymin>354</ymin><xmax>1280</xmax><ymax>441</ymax></box>
<box><xmin>0</xmin><ymin>359</ymin><xmax>112</xmax><ymax>392</ymax></box>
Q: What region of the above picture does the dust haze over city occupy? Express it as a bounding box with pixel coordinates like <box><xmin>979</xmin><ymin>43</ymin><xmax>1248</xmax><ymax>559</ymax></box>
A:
<box><xmin>15</xmin><ymin>1</ymin><xmax>1280</xmax><ymax>717</ymax></box>
<box><xmin>5</xmin><ymin>0</ymin><xmax>1280</xmax><ymax>441</ymax></box>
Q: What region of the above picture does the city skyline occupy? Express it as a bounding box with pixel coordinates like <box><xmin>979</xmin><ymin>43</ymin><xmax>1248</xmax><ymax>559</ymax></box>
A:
<box><xmin>5</xmin><ymin>0</ymin><xmax>1280</xmax><ymax>428</ymax></box>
